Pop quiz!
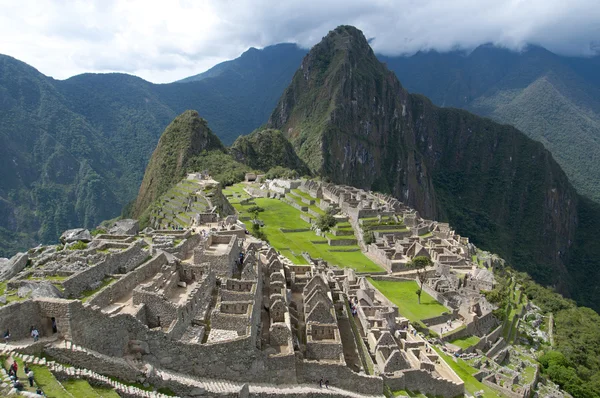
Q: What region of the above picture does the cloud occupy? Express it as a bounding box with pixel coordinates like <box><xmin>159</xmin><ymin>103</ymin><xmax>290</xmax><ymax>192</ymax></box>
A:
<box><xmin>0</xmin><ymin>0</ymin><xmax>598</xmax><ymax>83</ymax></box>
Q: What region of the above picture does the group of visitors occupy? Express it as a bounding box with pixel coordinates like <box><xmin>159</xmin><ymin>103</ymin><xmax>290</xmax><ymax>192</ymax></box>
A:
<box><xmin>6</xmin><ymin>358</ymin><xmax>42</xmax><ymax>394</ymax></box>
<box><xmin>318</xmin><ymin>377</ymin><xmax>330</xmax><ymax>389</ymax></box>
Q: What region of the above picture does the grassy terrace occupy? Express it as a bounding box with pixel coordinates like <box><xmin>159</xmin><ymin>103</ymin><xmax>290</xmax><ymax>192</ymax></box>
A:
<box><xmin>432</xmin><ymin>347</ymin><xmax>504</xmax><ymax>397</ymax></box>
<box><xmin>367</xmin><ymin>279</ymin><xmax>448</xmax><ymax>323</ymax></box>
<box><xmin>449</xmin><ymin>335</ymin><xmax>481</xmax><ymax>349</ymax></box>
<box><xmin>225</xmin><ymin>184</ymin><xmax>383</xmax><ymax>273</ymax></box>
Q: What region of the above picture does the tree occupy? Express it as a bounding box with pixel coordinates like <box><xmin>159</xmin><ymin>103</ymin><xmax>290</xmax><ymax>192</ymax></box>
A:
<box><xmin>316</xmin><ymin>210</ymin><xmax>337</xmax><ymax>233</ymax></box>
<box><xmin>409</xmin><ymin>256</ymin><xmax>432</xmax><ymax>304</ymax></box>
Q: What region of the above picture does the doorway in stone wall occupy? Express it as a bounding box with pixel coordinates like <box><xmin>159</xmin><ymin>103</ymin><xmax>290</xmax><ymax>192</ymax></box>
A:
<box><xmin>50</xmin><ymin>317</ymin><xmax>58</xmax><ymax>334</ymax></box>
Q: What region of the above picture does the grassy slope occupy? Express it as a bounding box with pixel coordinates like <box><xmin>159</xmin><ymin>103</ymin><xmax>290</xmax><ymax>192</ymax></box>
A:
<box><xmin>367</xmin><ymin>279</ymin><xmax>448</xmax><ymax>322</ymax></box>
<box><xmin>432</xmin><ymin>347</ymin><xmax>504</xmax><ymax>397</ymax></box>
<box><xmin>224</xmin><ymin>184</ymin><xmax>382</xmax><ymax>272</ymax></box>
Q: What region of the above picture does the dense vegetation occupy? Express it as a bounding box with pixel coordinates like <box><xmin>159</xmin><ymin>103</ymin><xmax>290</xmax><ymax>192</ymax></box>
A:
<box><xmin>381</xmin><ymin>45</ymin><xmax>600</xmax><ymax>202</ymax></box>
<box><xmin>0</xmin><ymin>45</ymin><xmax>305</xmax><ymax>256</ymax></box>
<box><xmin>487</xmin><ymin>268</ymin><xmax>600</xmax><ymax>397</ymax></box>
<box><xmin>230</xmin><ymin>128</ymin><xmax>310</xmax><ymax>175</ymax></box>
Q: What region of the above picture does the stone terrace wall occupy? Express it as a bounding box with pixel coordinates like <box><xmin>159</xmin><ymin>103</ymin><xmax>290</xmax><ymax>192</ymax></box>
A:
<box><xmin>173</xmin><ymin>233</ymin><xmax>203</xmax><ymax>260</ymax></box>
<box><xmin>64</xmin><ymin>301</ymin><xmax>281</xmax><ymax>382</ymax></box>
<box><xmin>45</xmin><ymin>344</ymin><xmax>141</xmax><ymax>381</ymax></box>
<box><xmin>61</xmin><ymin>240</ymin><xmax>147</xmax><ymax>297</ymax></box>
<box><xmin>422</xmin><ymin>313</ymin><xmax>454</xmax><ymax>327</ymax></box>
<box><xmin>296</xmin><ymin>360</ymin><xmax>383</xmax><ymax>395</ymax></box>
<box><xmin>384</xmin><ymin>369</ymin><xmax>464</xmax><ymax>398</ymax></box>
<box><xmin>86</xmin><ymin>253</ymin><xmax>168</xmax><ymax>309</ymax></box>
<box><xmin>0</xmin><ymin>300</ymin><xmax>39</xmax><ymax>340</ymax></box>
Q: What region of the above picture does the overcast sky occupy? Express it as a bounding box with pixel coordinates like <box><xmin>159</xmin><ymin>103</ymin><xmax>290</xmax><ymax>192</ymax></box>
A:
<box><xmin>1</xmin><ymin>0</ymin><xmax>599</xmax><ymax>83</ymax></box>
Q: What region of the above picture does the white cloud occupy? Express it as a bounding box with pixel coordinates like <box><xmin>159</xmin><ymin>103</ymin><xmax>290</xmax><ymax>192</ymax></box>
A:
<box><xmin>0</xmin><ymin>0</ymin><xmax>598</xmax><ymax>83</ymax></box>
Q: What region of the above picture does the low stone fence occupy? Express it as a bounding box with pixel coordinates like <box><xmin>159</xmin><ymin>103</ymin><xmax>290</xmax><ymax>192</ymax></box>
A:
<box><xmin>300</xmin><ymin>214</ymin><xmax>313</xmax><ymax>224</ymax></box>
<box><xmin>296</xmin><ymin>359</ymin><xmax>383</xmax><ymax>395</ymax></box>
<box><xmin>327</xmin><ymin>238</ymin><xmax>357</xmax><ymax>246</ymax></box>
<box><xmin>384</xmin><ymin>369</ymin><xmax>464</xmax><ymax>398</ymax></box>
<box><xmin>280</xmin><ymin>228</ymin><xmax>312</xmax><ymax>233</ymax></box>
<box><xmin>44</xmin><ymin>343</ymin><xmax>141</xmax><ymax>382</ymax></box>
<box><xmin>307</xmin><ymin>208</ymin><xmax>321</xmax><ymax>218</ymax></box>
<box><xmin>422</xmin><ymin>313</ymin><xmax>454</xmax><ymax>327</ymax></box>
<box><xmin>369</xmin><ymin>275</ymin><xmax>413</xmax><ymax>282</ymax></box>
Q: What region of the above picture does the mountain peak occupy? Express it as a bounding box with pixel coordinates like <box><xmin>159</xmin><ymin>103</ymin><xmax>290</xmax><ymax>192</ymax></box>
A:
<box><xmin>132</xmin><ymin>110</ymin><xmax>224</xmax><ymax>217</ymax></box>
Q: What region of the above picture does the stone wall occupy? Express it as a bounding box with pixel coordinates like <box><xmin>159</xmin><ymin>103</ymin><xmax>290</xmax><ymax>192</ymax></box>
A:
<box><xmin>0</xmin><ymin>300</ymin><xmax>39</xmax><ymax>340</ymax></box>
<box><xmin>384</xmin><ymin>369</ymin><xmax>464</xmax><ymax>398</ymax></box>
<box><xmin>86</xmin><ymin>253</ymin><xmax>167</xmax><ymax>309</ymax></box>
<box><xmin>61</xmin><ymin>241</ymin><xmax>147</xmax><ymax>297</ymax></box>
<box><xmin>296</xmin><ymin>360</ymin><xmax>383</xmax><ymax>395</ymax></box>
<box><xmin>422</xmin><ymin>313</ymin><xmax>454</xmax><ymax>327</ymax></box>
<box><xmin>45</xmin><ymin>344</ymin><xmax>141</xmax><ymax>381</ymax></box>
<box><xmin>327</xmin><ymin>238</ymin><xmax>358</xmax><ymax>246</ymax></box>
<box><xmin>173</xmin><ymin>233</ymin><xmax>203</xmax><ymax>261</ymax></box>
<box><xmin>300</xmin><ymin>214</ymin><xmax>313</xmax><ymax>224</ymax></box>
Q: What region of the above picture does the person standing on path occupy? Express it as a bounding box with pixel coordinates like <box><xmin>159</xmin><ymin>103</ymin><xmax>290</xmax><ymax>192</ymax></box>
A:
<box><xmin>319</xmin><ymin>377</ymin><xmax>323</xmax><ymax>388</ymax></box>
<box><xmin>4</xmin><ymin>328</ymin><xmax>10</xmax><ymax>344</ymax></box>
<box><xmin>28</xmin><ymin>369</ymin><xmax>34</xmax><ymax>387</ymax></box>
<box><xmin>325</xmin><ymin>379</ymin><xmax>329</xmax><ymax>389</ymax></box>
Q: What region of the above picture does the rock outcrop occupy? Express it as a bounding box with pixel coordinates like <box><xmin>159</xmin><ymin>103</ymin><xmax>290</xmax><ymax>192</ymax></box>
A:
<box><xmin>60</xmin><ymin>228</ymin><xmax>92</xmax><ymax>244</ymax></box>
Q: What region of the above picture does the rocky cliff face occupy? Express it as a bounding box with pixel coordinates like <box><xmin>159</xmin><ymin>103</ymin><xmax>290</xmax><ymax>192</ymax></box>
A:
<box><xmin>268</xmin><ymin>25</ymin><xmax>578</xmax><ymax>288</ymax></box>
<box><xmin>132</xmin><ymin>110</ymin><xmax>225</xmax><ymax>217</ymax></box>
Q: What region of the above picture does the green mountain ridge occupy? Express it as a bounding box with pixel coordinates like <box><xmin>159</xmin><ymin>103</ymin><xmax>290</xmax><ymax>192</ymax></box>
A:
<box><xmin>230</xmin><ymin>128</ymin><xmax>310</xmax><ymax>175</ymax></box>
<box><xmin>0</xmin><ymin>46</ymin><xmax>306</xmax><ymax>256</ymax></box>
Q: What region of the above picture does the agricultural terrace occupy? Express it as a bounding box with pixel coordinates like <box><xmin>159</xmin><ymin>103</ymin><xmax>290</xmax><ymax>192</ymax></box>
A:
<box><xmin>368</xmin><ymin>279</ymin><xmax>448</xmax><ymax>323</ymax></box>
<box><xmin>223</xmin><ymin>184</ymin><xmax>383</xmax><ymax>273</ymax></box>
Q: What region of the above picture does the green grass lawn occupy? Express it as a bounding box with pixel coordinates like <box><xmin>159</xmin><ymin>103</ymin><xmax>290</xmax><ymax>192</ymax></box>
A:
<box><xmin>232</xmin><ymin>193</ymin><xmax>383</xmax><ymax>273</ymax></box>
<box><xmin>433</xmin><ymin>347</ymin><xmax>504</xmax><ymax>397</ymax></box>
<box><xmin>449</xmin><ymin>335</ymin><xmax>481</xmax><ymax>349</ymax></box>
<box><xmin>92</xmin><ymin>386</ymin><xmax>121</xmax><ymax>398</ymax></box>
<box><xmin>367</xmin><ymin>279</ymin><xmax>448</xmax><ymax>322</ymax></box>
<box><xmin>63</xmin><ymin>379</ymin><xmax>102</xmax><ymax>397</ymax></box>
<box><xmin>30</xmin><ymin>364</ymin><xmax>67</xmax><ymax>398</ymax></box>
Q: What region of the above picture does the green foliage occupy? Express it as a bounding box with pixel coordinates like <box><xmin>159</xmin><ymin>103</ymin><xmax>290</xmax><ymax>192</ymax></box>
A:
<box><xmin>67</xmin><ymin>241</ymin><xmax>88</xmax><ymax>250</ymax></box>
<box><xmin>230</xmin><ymin>129</ymin><xmax>310</xmax><ymax>175</ymax></box>
<box><xmin>247</xmin><ymin>206</ymin><xmax>264</xmax><ymax>214</ymax></box>
<box><xmin>363</xmin><ymin>231</ymin><xmax>375</xmax><ymax>245</ymax></box>
<box><xmin>512</xmin><ymin>271</ymin><xmax>600</xmax><ymax>398</ymax></box>
<box><xmin>265</xmin><ymin>166</ymin><xmax>299</xmax><ymax>180</ymax></box>
<box><xmin>90</xmin><ymin>228</ymin><xmax>106</xmax><ymax>236</ymax></box>
<box><xmin>409</xmin><ymin>256</ymin><xmax>432</xmax><ymax>269</ymax></box>
<box><xmin>316</xmin><ymin>212</ymin><xmax>337</xmax><ymax>232</ymax></box>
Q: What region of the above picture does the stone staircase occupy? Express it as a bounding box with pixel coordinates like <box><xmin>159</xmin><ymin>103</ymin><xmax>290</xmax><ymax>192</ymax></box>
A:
<box><xmin>2</xmin><ymin>343</ymin><xmax>384</xmax><ymax>398</ymax></box>
<box><xmin>155</xmin><ymin>368</ymin><xmax>384</xmax><ymax>398</ymax></box>
<box><xmin>0</xmin><ymin>348</ymin><xmax>172</xmax><ymax>398</ymax></box>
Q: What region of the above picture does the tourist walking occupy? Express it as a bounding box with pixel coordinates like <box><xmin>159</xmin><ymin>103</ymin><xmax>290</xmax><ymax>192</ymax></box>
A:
<box><xmin>325</xmin><ymin>379</ymin><xmax>329</xmax><ymax>389</ymax></box>
<box><xmin>32</xmin><ymin>327</ymin><xmax>39</xmax><ymax>342</ymax></box>
<box><xmin>28</xmin><ymin>369</ymin><xmax>34</xmax><ymax>387</ymax></box>
<box><xmin>4</xmin><ymin>328</ymin><xmax>10</xmax><ymax>344</ymax></box>
<box><xmin>11</xmin><ymin>360</ymin><xmax>18</xmax><ymax>376</ymax></box>
<box><xmin>319</xmin><ymin>377</ymin><xmax>323</xmax><ymax>388</ymax></box>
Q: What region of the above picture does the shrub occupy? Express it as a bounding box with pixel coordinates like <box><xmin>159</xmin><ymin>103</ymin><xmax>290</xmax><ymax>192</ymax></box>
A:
<box><xmin>68</xmin><ymin>241</ymin><xmax>88</xmax><ymax>251</ymax></box>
